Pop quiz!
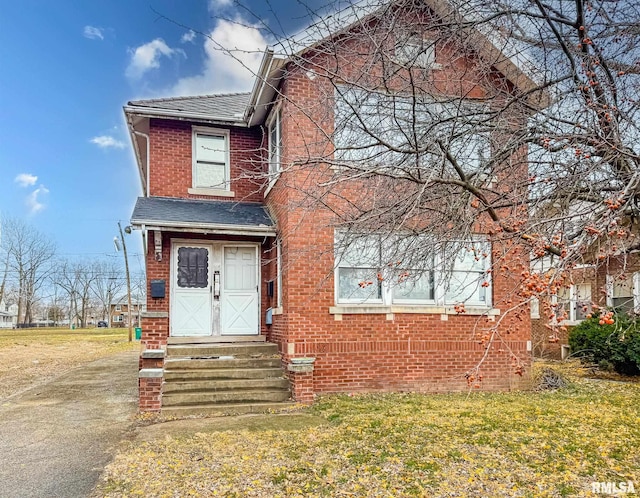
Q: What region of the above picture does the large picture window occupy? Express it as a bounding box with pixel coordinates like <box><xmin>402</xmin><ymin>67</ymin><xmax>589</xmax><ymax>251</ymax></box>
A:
<box><xmin>335</xmin><ymin>232</ymin><xmax>490</xmax><ymax>307</ymax></box>
<box><xmin>193</xmin><ymin>128</ymin><xmax>229</xmax><ymax>190</ymax></box>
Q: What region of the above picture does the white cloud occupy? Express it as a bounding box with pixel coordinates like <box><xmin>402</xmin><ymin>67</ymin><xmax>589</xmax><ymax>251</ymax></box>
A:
<box><xmin>15</xmin><ymin>173</ymin><xmax>38</xmax><ymax>187</ymax></box>
<box><xmin>125</xmin><ymin>38</ymin><xmax>184</xmax><ymax>80</ymax></box>
<box><xmin>181</xmin><ymin>30</ymin><xmax>196</xmax><ymax>44</ymax></box>
<box><xmin>25</xmin><ymin>186</ymin><xmax>49</xmax><ymax>215</ymax></box>
<box><xmin>208</xmin><ymin>0</ymin><xmax>233</xmax><ymax>10</ymax></box>
<box><xmin>90</xmin><ymin>135</ymin><xmax>126</xmax><ymax>149</ymax></box>
<box><xmin>83</xmin><ymin>25</ymin><xmax>104</xmax><ymax>40</ymax></box>
<box><xmin>170</xmin><ymin>18</ymin><xmax>269</xmax><ymax>95</ymax></box>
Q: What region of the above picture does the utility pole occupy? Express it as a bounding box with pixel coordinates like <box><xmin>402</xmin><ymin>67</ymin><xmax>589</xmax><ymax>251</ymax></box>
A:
<box><xmin>116</xmin><ymin>222</ymin><xmax>133</xmax><ymax>342</ymax></box>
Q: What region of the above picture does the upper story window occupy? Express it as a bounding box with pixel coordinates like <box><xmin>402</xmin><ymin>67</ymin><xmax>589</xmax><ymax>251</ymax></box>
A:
<box><xmin>267</xmin><ymin>107</ymin><xmax>282</xmax><ymax>181</ymax></box>
<box><xmin>333</xmin><ymin>86</ymin><xmax>490</xmax><ymax>176</ymax></box>
<box><xmin>335</xmin><ymin>232</ymin><xmax>491</xmax><ymax>307</ymax></box>
<box><xmin>395</xmin><ymin>32</ymin><xmax>436</xmax><ymax>68</ymax></box>
<box><xmin>192</xmin><ymin>127</ymin><xmax>230</xmax><ymax>191</ymax></box>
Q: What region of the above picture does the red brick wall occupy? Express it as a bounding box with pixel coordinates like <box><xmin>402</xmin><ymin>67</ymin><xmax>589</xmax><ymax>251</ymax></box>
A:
<box><xmin>259</xmin><ymin>15</ymin><xmax>535</xmax><ymax>398</ymax></box>
<box><xmin>148</xmin><ymin>119</ymin><xmax>265</xmax><ymax>202</ymax></box>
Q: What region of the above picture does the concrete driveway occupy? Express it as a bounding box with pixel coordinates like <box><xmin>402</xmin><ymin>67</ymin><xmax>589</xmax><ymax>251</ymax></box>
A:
<box><xmin>0</xmin><ymin>350</ymin><xmax>139</xmax><ymax>498</ymax></box>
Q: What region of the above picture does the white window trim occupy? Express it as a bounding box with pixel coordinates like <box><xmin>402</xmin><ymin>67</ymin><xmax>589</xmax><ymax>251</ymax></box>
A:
<box><xmin>192</xmin><ymin>126</ymin><xmax>232</xmax><ymax>193</ymax></box>
<box><xmin>265</xmin><ymin>106</ymin><xmax>282</xmax><ymax>196</ymax></box>
<box><xmin>115</xmin><ymin>305</ymin><xmax>122</xmax><ymax>312</ymax></box>
<box><xmin>334</xmin><ymin>233</ymin><xmax>492</xmax><ymax>309</ymax></box>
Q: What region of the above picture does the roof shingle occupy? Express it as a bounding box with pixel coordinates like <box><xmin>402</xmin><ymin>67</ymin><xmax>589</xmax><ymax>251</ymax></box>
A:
<box><xmin>130</xmin><ymin>196</ymin><xmax>274</xmax><ymax>231</ymax></box>
<box><xmin>126</xmin><ymin>93</ymin><xmax>250</xmax><ymax>122</ymax></box>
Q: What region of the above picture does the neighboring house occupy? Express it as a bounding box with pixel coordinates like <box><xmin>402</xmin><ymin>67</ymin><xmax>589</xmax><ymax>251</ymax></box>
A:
<box><xmin>125</xmin><ymin>0</ymin><xmax>542</xmax><ymax>412</ymax></box>
<box><xmin>0</xmin><ymin>300</ymin><xmax>18</xmax><ymax>329</ymax></box>
<box><xmin>531</xmin><ymin>254</ymin><xmax>640</xmax><ymax>359</ymax></box>
<box><xmin>109</xmin><ymin>295</ymin><xmax>146</xmax><ymax>328</ymax></box>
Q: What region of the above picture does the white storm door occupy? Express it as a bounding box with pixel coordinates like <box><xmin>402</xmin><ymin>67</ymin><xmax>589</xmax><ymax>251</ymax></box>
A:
<box><xmin>221</xmin><ymin>246</ymin><xmax>259</xmax><ymax>335</ymax></box>
<box><xmin>171</xmin><ymin>245</ymin><xmax>212</xmax><ymax>337</ymax></box>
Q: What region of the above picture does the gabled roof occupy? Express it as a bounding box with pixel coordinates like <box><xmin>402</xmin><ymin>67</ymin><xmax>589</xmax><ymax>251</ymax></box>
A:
<box><xmin>130</xmin><ymin>196</ymin><xmax>276</xmax><ymax>237</ymax></box>
<box><xmin>112</xmin><ymin>295</ymin><xmax>145</xmax><ymax>306</ymax></box>
<box><xmin>246</xmin><ymin>0</ymin><xmax>549</xmax><ymax>125</ymax></box>
<box><xmin>125</xmin><ymin>92</ymin><xmax>250</xmax><ymax>124</ymax></box>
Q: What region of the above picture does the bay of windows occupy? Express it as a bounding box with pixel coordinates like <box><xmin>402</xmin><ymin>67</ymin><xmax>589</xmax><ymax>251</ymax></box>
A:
<box><xmin>335</xmin><ymin>233</ymin><xmax>491</xmax><ymax>306</ymax></box>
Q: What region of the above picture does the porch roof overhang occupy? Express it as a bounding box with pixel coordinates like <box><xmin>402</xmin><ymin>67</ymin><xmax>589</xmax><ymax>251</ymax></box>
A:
<box><xmin>130</xmin><ymin>196</ymin><xmax>276</xmax><ymax>237</ymax></box>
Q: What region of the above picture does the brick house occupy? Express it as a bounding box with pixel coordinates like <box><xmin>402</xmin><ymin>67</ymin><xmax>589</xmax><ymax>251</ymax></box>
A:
<box><xmin>531</xmin><ymin>255</ymin><xmax>640</xmax><ymax>359</ymax></box>
<box><xmin>109</xmin><ymin>295</ymin><xmax>145</xmax><ymax>328</ymax></box>
<box><xmin>125</xmin><ymin>0</ymin><xmax>544</xmax><ymax>413</ymax></box>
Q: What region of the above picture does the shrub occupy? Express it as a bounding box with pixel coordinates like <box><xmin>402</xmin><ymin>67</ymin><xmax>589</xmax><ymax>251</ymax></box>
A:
<box><xmin>568</xmin><ymin>313</ymin><xmax>640</xmax><ymax>375</ymax></box>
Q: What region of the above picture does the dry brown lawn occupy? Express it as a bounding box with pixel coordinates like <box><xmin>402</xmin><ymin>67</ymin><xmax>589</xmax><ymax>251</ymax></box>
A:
<box><xmin>0</xmin><ymin>327</ymin><xmax>138</xmax><ymax>399</ymax></box>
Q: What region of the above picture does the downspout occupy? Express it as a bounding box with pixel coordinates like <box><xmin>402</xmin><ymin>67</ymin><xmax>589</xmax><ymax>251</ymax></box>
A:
<box><xmin>130</xmin><ymin>128</ymin><xmax>150</xmax><ymax>197</ymax></box>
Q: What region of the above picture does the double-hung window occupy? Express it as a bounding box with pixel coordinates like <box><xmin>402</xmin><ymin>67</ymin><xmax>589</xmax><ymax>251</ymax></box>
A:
<box><xmin>444</xmin><ymin>241</ymin><xmax>491</xmax><ymax>306</ymax></box>
<box><xmin>606</xmin><ymin>273</ymin><xmax>640</xmax><ymax>314</ymax></box>
<box><xmin>267</xmin><ymin>107</ymin><xmax>282</xmax><ymax>181</ymax></box>
<box><xmin>192</xmin><ymin>127</ymin><xmax>230</xmax><ymax>191</ymax></box>
<box><xmin>395</xmin><ymin>33</ymin><xmax>436</xmax><ymax>68</ymax></box>
<box><xmin>557</xmin><ymin>283</ymin><xmax>592</xmax><ymax>322</ymax></box>
<box><xmin>336</xmin><ymin>235</ymin><xmax>384</xmax><ymax>303</ymax></box>
<box><xmin>335</xmin><ymin>232</ymin><xmax>490</xmax><ymax>307</ymax></box>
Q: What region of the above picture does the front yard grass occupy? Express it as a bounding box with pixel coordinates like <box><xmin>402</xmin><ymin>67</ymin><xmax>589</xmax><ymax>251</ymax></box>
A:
<box><xmin>97</xmin><ymin>361</ymin><xmax>640</xmax><ymax>497</ymax></box>
<box><xmin>0</xmin><ymin>327</ymin><xmax>138</xmax><ymax>399</ymax></box>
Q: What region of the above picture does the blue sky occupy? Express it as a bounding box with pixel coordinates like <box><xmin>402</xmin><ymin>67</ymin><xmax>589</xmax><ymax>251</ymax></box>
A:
<box><xmin>0</xmin><ymin>0</ymin><xmax>323</xmax><ymax>271</ymax></box>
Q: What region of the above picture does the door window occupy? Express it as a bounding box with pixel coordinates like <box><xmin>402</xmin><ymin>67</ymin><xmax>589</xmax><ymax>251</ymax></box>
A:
<box><xmin>177</xmin><ymin>247</ymin><xmax>209</xmax><ymax>288</ymax></box>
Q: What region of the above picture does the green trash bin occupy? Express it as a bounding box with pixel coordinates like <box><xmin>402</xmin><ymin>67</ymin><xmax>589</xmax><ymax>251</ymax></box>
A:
<box><xmin>135</xmin><ymin>327</ymin><xmax>142</xmax><ymax>340</ymax></box>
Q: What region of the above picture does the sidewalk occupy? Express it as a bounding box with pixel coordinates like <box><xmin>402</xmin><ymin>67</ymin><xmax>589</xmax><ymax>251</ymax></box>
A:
<box><xmin>0</xmin><ymin>350</ymin><xmax>139</xmax><ymax>498</ymax></box>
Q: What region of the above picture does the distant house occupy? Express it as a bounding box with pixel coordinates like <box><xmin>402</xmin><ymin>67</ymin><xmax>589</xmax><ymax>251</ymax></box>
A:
<box><xmin>109</xmin><ymin>295</ymin><xmax>145</xmax><ymax>328</ymax></box>
<box><xmin>0</xmin><ymin>300</ymin><xmax>18</xmax><ymax>329</ymax></box>
<box><xmin>125</xmin><ymin>0</ymin><xmax>543</xmax><ymax>413</ymax></box>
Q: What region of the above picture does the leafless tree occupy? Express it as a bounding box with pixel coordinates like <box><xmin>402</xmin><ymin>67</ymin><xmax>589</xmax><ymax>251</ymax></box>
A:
<box><xmin>53</xmin><ymin>260</ymin><xmax>101</xmax><ymax>328</ymax></box>
<box><xmin>1</xmin><ymin>218</ymin><xmax>56</xmax><ymax>325</ymax></box>
<box><xmin>90</xmin><ymin>260</ymin><xmax>126</xmax><ymax>322</ymax></box>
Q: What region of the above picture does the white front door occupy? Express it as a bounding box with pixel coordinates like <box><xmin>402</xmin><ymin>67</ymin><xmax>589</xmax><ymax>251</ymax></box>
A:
<box><xmin>221</xmin><ymin>246</ymin><xmax>259</xmax><ymax>335</ymax></box>
<box><xmin>171</xmin><ymin>242</ymin><xmax>260</xmax><ymax>337</ymax></box>
<box><xmin>171</xmin><ymin>244</ymin><xmax>213</xmax><ymax>337</ymax></box>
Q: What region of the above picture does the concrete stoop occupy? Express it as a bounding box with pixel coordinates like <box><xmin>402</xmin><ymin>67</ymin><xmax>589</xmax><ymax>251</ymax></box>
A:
<box><xmin>161</xmin><ymin>341</ymin><xmax>294</xmax><ymax>417</ymax></box>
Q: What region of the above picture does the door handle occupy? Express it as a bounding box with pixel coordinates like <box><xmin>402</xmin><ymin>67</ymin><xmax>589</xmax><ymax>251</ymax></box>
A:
<box><xmin>213</xmin><ymin>271</ymin><xmax>220</xmax><ymax>300</ymax></box>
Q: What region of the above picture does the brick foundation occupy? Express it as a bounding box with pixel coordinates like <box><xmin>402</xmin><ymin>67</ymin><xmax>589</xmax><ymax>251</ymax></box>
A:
<box><xmin>138</xmin><ymin>375</ymin><xmax>162</xmax><ymax>412</ymax></box>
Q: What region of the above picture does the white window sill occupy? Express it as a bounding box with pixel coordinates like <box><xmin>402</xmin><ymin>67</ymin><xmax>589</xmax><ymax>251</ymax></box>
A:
<box><xmin>559</xmin><ymin>320</ymin><xmax>584</xmax><ymax>327</ymax></box>
<box><xmin>188</xmin><ymin>187</ymin><xmax>235</xmax><ymax>197</ymax></box>
<box><xmin>329</xmin><ymin>305</ymin><xmax>499</xmax><ymax>316</ymax></box>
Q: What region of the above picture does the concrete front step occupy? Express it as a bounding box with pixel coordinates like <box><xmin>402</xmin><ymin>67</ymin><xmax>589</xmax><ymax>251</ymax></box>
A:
<box><xmin>167</xmin><ymin>335</ymin><xmax>267</xmax><ymax>345</ymax></box>
<box><xmin>164</xmin><ymin>357</ymin><xmax>282</xmax><ymax>370</ymax></box>
<box><xmin>161</xmin><ymin>401</ymin><xmax>298</xmax><ymax>417</ymax></box>
<box><xmin>164</xmin><ymin>367</ymin><xmax>285</xmax><ymax>381</ymax></box>
<box><xmin>163</xmin><ymin>378</ymin><xmax>290</xmax><ymax>394</ymax></box>
<box><xmin>162</xmin><ymin>389</ymin><xmax>291</xmax><ymax>406</ymax></box>
<box><xmin>166</xmin><ymin>342</ymin><xmax>279</xmax><ymax>359</ymax></box>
